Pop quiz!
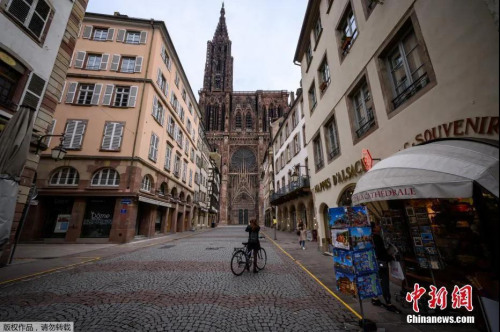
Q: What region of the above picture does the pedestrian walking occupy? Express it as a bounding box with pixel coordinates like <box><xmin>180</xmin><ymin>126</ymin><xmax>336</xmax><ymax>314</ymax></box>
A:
<box><xmin>297</xmin><ymin>222</ymin><xmax>306</xmax><ymax>250</ymax></box>
<box><xmin>245</xmin><ymin>219</ymin><xmax>261</xmax><ymax>273</ymax></box>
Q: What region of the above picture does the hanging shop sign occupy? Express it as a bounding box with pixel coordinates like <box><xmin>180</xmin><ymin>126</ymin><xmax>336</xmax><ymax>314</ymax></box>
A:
<box><xmin>314</xmin><ymin>159</ymin><xmax>367</xmax><ymax>193</ymax></box>
<box><xmin>403</xmin><ymin>116</ymin><xmax>499</xmax><ymax>149</ymax></box>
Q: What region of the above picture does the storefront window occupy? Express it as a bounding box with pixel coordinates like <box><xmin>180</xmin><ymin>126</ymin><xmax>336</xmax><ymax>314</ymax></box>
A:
<box><xmin>81</xmin><ymin>198</ymin><xmax>115</xmax><ymax>238</ymax></box>
<box><xmin>43</xmin><ymin>197</ymin><xmax>74</xmax><ymax>238</ymax></box>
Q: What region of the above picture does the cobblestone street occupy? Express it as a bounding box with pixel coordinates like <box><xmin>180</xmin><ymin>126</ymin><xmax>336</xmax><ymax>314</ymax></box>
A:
<box><xmin>0</xmin><ymin>227</ymin><xmax>360</xmax><ymax>332</ymax></box>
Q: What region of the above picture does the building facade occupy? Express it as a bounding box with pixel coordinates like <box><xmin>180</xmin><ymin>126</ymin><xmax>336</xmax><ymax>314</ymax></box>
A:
<box><xmin>194</xmin><ymin>127</ymin><xmax>211</xmax><ymax>229</ymax></box>
<box><xmin>294</xmin><ymin>0</ymin><xmax>499</xmax><ymax>250</ymax></box>
<box><xmin>198</xmin><ymin>4</ymin><xmax>289</xmax><ymax>225</ymax></box>
<box><xmin>0</xmin><ymin>0</ymin><xmax>88</xmax><ymax>264</ymax></box>
<box><xmin>25</xmin><ymin>12</ymin><xmax>202</xmax><ymax>243</ymax></box>
<box><xmin>270</xmin><ymin>88</ymin><xmax>315</xmax><ymax>234</ymax></box>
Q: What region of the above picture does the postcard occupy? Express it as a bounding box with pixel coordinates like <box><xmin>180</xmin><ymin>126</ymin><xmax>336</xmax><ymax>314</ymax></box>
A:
<box><xmin>421</xmin><ymin>233</ymin><xmax>433</xmax><ymax>241</ymax></box>
<box><xmin>335</xmin><ymin>271</ymin><xmax>357</xmax><ymax>297</ymax></box>
<box><xmin>329</xmin><ymin>207</ymin><xmax>349</xmax><ymax>228</ymax></box>
<box><xmin>405</xmin><ymin>207</ymin><xmax>415</xmax><ymax>216</ymax></box>
<box><xmin>349</xmin><ymin>206</ymin><xmax>370</xmax><ymax>227</ymax></box>
<box><xmin>413</xmin><ymin>237</ymin><xmax>423</xmax><ymax>247</ymax></box>
<box><xmin>353</xmin><ymin>249</ymin><xmax>378</xmax><ymax>274</ymax></box>
<box><xmin>350</xmin><ymin>227</ymin><xmax>373</xmax><ymax>251</ymax></box>
<box><xmin>333</xmin><ymin>249</ymin><xmax>354</xmax><ymax>274</ymax></box>
<box><xmin>332</xmin><ymin>228</ymin><xmax>351</xmax><ymax>250</ymax></box>
<box><xmin>356</xmin><ymin>273</ymin><xmax>382</xmax><ymax>300</ymax></box>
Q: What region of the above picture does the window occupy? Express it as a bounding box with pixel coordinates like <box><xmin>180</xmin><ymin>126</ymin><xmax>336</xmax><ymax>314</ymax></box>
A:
<box><xmin>149</xmin><ymin>133</ymin><xmax>159</xmax><ymax>162</ymax></box>
<box><xmin>189</xmin><ymin>170</ymin><xmax>193</xmax><ymax>186</ymax></box>
<box><xmin>157</xmin><ymin>70</ymin><xmax>166</xmax><ymax>91</ymax></box>
<box><xmin>160</xmin><ymin>45</ymin><xmax>172</xmax><ymax>69</ymax></box>
<box><xmin>363</xmin><ymin>0</ymin><xmax>379</xmax><ymax>17</ymax></box>
<box><xmin>86</xmin><ymin>54</ymin><xmax>102</xmax><ymax>70</ymax></box>
<box><xmin>113</xmin><ymin>86</ymin><xmax>130</xmax><ymax>107</ymax></box>
<box><xmin>167</xmin><ymin>115</ymin><xmax>175</xmax><ymax>137</ymax></box>
<box><xmin>101</xmin><ymin>122</ymin><xmax>124</xmax><ymax>151</ymax></box>
<box><xmin>0</xmin><ymin>56</ymin><xmax>24</xmax><ymax>109</ymax></box>
<box><xmin>76</xmin><ymin>84</ymin><xmax>95</xmax><ymax>105</ymax></box>
<box><xmin>325</xmin><ymin>116</ymin><xmax>340</xmax><ymax>160</ymax></box>
<box><xmin>286</xmin><ymin>145</ymin><xmax>291</xmax><ymax>162</ymax></box>
<box><xmin>294</xmin><ymin>135</ymin><xmax>300</xmax><ymax>155</ymax></box>
<box><xmin>338</xmin><ymin>5</ymin><xmax>358</xmax><ymax>56</ymax></box>
<box><xmin>385</xmin><ymin>24</ymin><xmax>431</xmax><ymax>110</ymax></box>
<box><xmin>91</xmin><ymin>168</ymin><xmax>120</xmax><ymax>187</ymax></box>
<box><xmin>159</xmin><ymin>182</ymin><xmax>167</xmax><ymax>196</ymax></box>
<box><xmin>292</xmin><ymin>112</ymin><xmax>297</xmax><ymax>128</ymax></box>
<box><xmin>174</xmin><ymin>154</ymin><xmax>181</xmax><ymax>177</ymax></box>
<box><xmin>306</xmin><ymin>44</ymin><xmax>313</xmax><ymax>67</ymax></box>
<box><xmin>190</xmin><ymin>147</ymin><xmax>195</xmax><ymax>162</ymax></box>
<box><xmin>125</xmin><ymin>31</ymin><xmax>141</xmax><ymax>44</ymax></box>
<box><xmin>351</xmin><ymin>80</ymin><xmax>375</xmax><ymax>138</ymax></box>
<box><xmin>314</xmin><ymin>17</ymin><xmax>323</xmax><ymax>43</ymax></box>
<box><xmin>308</xmin><ymin>83</ymin><xmax>317</xmax><ymax>112</ymax></box>
<box><xmin>164</xmin><ymin>144</ymin><xmax>173</xmax><ymax>171</ymax></box>
<box><xmin>50</xmin><ymin>167</ymin><xmax>79</xmax><ymax>186</ymax></box>
<box><xmin>285</xmin><ymin>124</ymin><xmax>289</xmax><ymax>137</ymax></box>
<box><xmin>181</xmin><ymin>88</ymin><xmax>187</xmax><ymax>101</ymax></box>
<box><xmin>175</xmin><ymin>71</ymin><xmax>180</xmax><ymax>87</ymax></box>
<box><xmin>93</xmin><ymin>28</ymin><xmax>109</xmax><ymax>41</ymax></box>
<box><xmin>63</xmin><ymin>120</ymin><xmax>86</xmax><ymax>149</ymax></box>
<box><xmin>318</xmin><ymin>57</ymin><xmax>331</xmax><ymax>93</ymax></box>
<box><xmin>6</xmin><ymin>0</ymin><xmax>51</xmax><ymax>40</ymax></box>
<box><xmin>235</xmin><ymin>113</ymin><xmax>242</xmax><ymax>129</ymax></box>
<box><xmin>152</xmin><ymin>96</ymin><xmax>165</xmax><ymax>125</ymax></box>
<box><xmin>313</xmin><ymin>135</ymin><xmax>324</xmax><ymax>171</ymax></box>
<box><xmin>120</xmin><ymin>57</ymin><xmax>136</xmax><ymax>73</ymax></box>
<box><xmin>246</xmin><ymin>113</ymin><xmax>252</xmax><ymax>130</ymax></box>
<box><xmin>141</xmin><ymin>175</ymin><xmax>152</xmax><ymax>192</ymax></box>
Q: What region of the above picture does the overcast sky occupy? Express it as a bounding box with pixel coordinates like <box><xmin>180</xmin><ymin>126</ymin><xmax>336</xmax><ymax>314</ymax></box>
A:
<box><xmin>87</xmin><ymin>0</ymin><xmax>307</xmax><ymax>101</ymax></box>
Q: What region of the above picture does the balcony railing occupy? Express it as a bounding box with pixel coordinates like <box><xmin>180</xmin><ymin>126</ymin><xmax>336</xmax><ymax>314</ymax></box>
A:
<box><xmin>355</xmin><ymin>108</ymin><xmax>375</xmax><ymax>138</ymax></box>
<box><xmin>270</xmin><ymin>176</ymin><xmax>310</xmax><ymax>204</ymax></box>
<box><xmin>392</xmin><ymin>72</ymin><xmax>429</xmax><ymax>109</ymax></box>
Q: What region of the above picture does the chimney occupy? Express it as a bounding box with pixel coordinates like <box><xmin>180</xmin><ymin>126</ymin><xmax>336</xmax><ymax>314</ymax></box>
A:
<box><xmin>289</xmin><ymin>91</ymin><xmax>295</xmax><ymax>106</ymax></box>
<box><xmin>114</xmin><ymin>11</ymin><xmax>120</xmax><ymax>16</ymax></box>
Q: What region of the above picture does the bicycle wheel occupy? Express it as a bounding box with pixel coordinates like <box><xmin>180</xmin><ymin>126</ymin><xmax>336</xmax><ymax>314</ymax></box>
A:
<box><xmin>231</xmin><ymin>250</ymin><xmax>247</xmax><ymax>276</ymax></box>
<box><xmin>256</xmin><ymin>248</ymin><xmax>267</xmax><ymax>270</ymax></box>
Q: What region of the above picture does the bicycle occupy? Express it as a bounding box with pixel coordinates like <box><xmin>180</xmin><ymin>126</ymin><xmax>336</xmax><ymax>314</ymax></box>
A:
<box><xmin>230</xmin><ymin>242</ymin><xmax>267</xmax><ymax>276</ymax></box>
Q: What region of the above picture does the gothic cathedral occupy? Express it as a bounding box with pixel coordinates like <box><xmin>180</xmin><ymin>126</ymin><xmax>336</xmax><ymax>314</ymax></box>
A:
<box><xmin>199</xmin><ymin>4</ymin><xmax>289</xmax><ymax>225</ymax></box>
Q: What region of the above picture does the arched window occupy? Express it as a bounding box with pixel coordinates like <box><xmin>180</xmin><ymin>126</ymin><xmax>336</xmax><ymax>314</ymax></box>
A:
<box><xmin>235</xmin><ymin>113</ymin><xmax>242</xmax><ymax>129</ymax></box>
<box><xmin>246</xmin><ymin>113</ymin><xmax>252</xmax><ymax>129</ymax></box>
<box><xmin>141</xmin><ymin>175</ymin><xmax>153</xmax><ymax>192</ymax></box>
<box><xmin>159</xmin><ymin>182</ymin><xmax>168</xmax><ymax>196</ymax></box>
<box><xmin>50</xmin><ymin>167</ymin><xmax>79</xmax><ymax>186</ymax></box>
<box><xmin>91</xmin><ymin>168</ymin><xmax>120</xmax><ymax>187</ymax></box>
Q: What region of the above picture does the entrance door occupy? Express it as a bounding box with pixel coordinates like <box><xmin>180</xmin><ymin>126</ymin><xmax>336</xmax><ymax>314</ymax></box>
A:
<box><xmin>155</xmin><ymin>207</ymin><xmax>162</xmax><ymax>233</ymax></box>
<box><xmin>238</xmin><ymin>209</ymin><xmax>249</xmax><ymax>224</ymax></box>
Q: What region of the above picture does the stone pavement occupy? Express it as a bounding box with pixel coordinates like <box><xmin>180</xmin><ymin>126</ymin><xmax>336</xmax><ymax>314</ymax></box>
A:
<box><xmin>0</xmin><ymin>226</ymin><xmax>478</xmax><ymax>331</ymax></box>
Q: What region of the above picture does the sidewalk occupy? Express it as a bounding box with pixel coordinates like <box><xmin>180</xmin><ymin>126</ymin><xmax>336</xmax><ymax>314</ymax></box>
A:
<box><xmin>261</xmin><ymin>227</ymin><xmax>476</xmax><ymax>332</ymax></box>
<box><xmin>0</xmin><ymin>228</ymin><xmax>212</xmax><ymax>285</ymax></box>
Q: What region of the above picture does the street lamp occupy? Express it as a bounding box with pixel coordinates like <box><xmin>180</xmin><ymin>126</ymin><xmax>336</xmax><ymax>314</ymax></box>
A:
<box><xmin>35</xmin><ymin>134</ymin><xmax>66</xmax><ymax>161</ymax></box>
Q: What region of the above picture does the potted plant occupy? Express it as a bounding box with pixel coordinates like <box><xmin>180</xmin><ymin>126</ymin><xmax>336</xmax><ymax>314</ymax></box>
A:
<box><xmin>341</xmin><ymin>35</ymin><xmax>352</xmax><ymax>51</ymax></box>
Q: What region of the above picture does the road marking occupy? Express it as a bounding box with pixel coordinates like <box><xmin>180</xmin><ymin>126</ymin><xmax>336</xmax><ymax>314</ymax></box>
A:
<box><xmin>0</xmin><ymin>257</ymin><xmax>101</xmax><ymax>286</ymax></box>
<box><xmin>263</xmin><ymin>232</ymin><xmax>363</xmax><ymax>320</ymax></box>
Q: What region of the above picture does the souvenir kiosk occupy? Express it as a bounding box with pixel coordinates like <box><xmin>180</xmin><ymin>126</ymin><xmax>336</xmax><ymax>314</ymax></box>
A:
<box><xmin>352</xmin><ymin>139</ymin><xmax>499</xmax><ymax>330</ymax></box>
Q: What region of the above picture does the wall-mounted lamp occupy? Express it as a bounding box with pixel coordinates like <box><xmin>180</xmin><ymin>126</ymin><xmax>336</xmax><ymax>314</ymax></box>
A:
<box><xmin>36</xmin><ymin>134</ymin><xmax>66</xmax><ymax>161</ymax></box>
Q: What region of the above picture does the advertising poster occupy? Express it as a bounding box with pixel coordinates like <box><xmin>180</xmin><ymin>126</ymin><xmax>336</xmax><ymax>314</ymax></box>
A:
<box><xmin>349</xmin><ymin>206</ymin><xmax>370</xmax><ymax>227</ymax></box>
<box><xmin>353</xmin><ymin>249</ymin><xmax>378</xmax><ymax>274</ymax></box>
<box><xmin>332</xmin><ymin>228</ymin><xmax>350</xmax><ymax>250</ymax></box>
<box><xmin>54</xmin><ymin>214</ymin><xmax>71</xmax><ymax>233</ymax></box>
<box><xmin>350</xmin><ymin>227</ymin><xmax>373</xmax><ymax>251</ymax></box>
<box><xmin>335</xmin><ymin>271</ymin><xmax>357</xmax><ymax>296</ymax></box>
<box><xmin>356</xmin><ymin>273</ymin><xmax>382</xmax><ymax>300</ymax></box>
<box><xmin>333</xmin><ymin>249</ymin><xmax>354</xmax><ymax>274</ymax></box>
<box><xmin>329</xmin><ymin>207</ymin><xmax>349</xmax><ymax>228</ymax></box>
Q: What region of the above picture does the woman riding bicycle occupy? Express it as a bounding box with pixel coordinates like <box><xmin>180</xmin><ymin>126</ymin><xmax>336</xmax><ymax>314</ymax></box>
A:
<box><xmin>245</xmin><ymin>219</ymin><xmax>260</xmax><ymax>273</ymax></box>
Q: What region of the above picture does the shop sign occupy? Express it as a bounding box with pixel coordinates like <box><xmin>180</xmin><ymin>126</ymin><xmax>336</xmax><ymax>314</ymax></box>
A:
<box><xmin>352</xmin><ymin>187</ymin><xmax>417</xmax><ymax>203</ymax></box>
<box><xmin>121</xmin><ymin>198</ymin><xmax>132</xmax><ymax>205</ymax></box>
<box><xmin>314</xmin><ymin>159</ymin><xmax>367</xmax><ymax>193</ymax></box>
<box><xmin>403</xmin><ymin>116</ymin><xmax>499</xmax><ymax>149</ymax></box>
<box><xmin>362</xmin><ymin>149</ymin><xmax>373</xmax><ymax>171</ymax></box>
<box><xmin>54</xmin><ymin>214</ymin><xmax>70</xmax><ymax>233</ymax></box>
<box><xmin>0</xmin><ymin>51</ymin><xmax>16</xmax><ymax>67</ymax></box>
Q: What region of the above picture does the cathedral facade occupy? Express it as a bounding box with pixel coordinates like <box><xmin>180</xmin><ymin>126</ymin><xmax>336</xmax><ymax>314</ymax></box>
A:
<box><xmin>199</xmin><ymin>5</ymin><xmax>289</xmax><ymax>225</ymax></box>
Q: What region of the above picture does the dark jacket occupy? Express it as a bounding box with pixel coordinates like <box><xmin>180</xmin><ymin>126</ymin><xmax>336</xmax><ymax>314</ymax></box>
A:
<box><xmin>245</xmin><ymin>225</ymin><xmax>261</xmax><ymax>250</ymax></box>
<box><xmin>373</xmin><ymin>233</ymin><xmax>392</xmax><ymax>263</ymax></box>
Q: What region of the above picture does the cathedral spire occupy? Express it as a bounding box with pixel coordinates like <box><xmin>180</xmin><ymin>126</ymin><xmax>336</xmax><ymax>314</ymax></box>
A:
<box><xmin>214</xmin><ymin>2</ymin><xmax>228</xmax><ymax>39</ymax></box>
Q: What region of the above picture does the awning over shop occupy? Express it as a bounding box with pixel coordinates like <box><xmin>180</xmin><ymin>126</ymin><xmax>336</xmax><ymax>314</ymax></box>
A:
<box><xmin>138</xmin><ymin>195</ymin><xmax>175</xmax><ymax>208</ymax></box>
<box><xmin>352</xmin><ymin>140</ymin><xmax>499</xmax><ymax>205</ymax></box>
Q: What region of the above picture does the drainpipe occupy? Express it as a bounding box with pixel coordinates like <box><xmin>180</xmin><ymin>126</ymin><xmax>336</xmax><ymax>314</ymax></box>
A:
<box><xmin>127</xmin><ymin>19</ymin><xmax>155</xmax><ymax>189</ymax></box>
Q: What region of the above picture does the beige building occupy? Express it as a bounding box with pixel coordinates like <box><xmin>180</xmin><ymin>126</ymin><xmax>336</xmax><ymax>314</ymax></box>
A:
<box><xmin>25</xmin><ymin>12</ymin><xmax>202</xmax><ymax>243</ymax></box>
<box><xmin>294</xmin><ymin>0</ymin><xmax>499</xmax><ymax>250</ymax></box>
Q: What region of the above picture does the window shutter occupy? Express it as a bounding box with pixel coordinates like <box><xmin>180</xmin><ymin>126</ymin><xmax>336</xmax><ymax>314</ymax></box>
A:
<box><xmin>77</xmin><ymin>23</ymin><xmax>82</xmax><ymax>38</ymax></box>
<box><xmin>152</xmin><ymin>95</ymin><xmax>158</xmax><ymax>116</ymax></box>
<box><xmin>91</xmin><ymin>84</ymin><xmax>103</xmax><ymax>105</ymax></box>
<box><xmin>128</xmin><ymin>86</ymin><xmax>138</xmax><ymax>107</ymax></box>
<box><xmin>21</xmin><ymin>73</ymin><xmax>46</xmax><ymax>110</ymax></box>
<box><xmin>82</xmin><ymin>25</ymin><xmax>93</xmax><ymax>39</ymax></box>
<box><xmin>74</xmin><ymin>51</ymin><xmax>86</xmax><ymax>68</ymax></box>
<box><xmin>116</xmin><ymin>29</ymin><xmax>126</xmax><ymax>42</ymax></box>
<box><xmin>110</xmin><ymin>54</ymin><xmax>121</xmax><ymax>71</ymax></box>
<box><xmin>164</xmin><ymin>81</ymin><xmax>169</xmax><ymax>96</ymax></box>
<box><xmin>69</xmin><ymin>52</ymin><xmax>74</xmax><ymax>68</ymax></box>
<box><xmin>58</xmin><ymin>81</ymin><xmax>66</xmax><ymax>103</ymax></box>
<box><xmin>100</xmin><ymin>54</ymin><xmax>109</xmax><ymax>70</ymax></box>
<box><xmin>134</xmin><ymin>56</ymin><xmax>143</xmax><ymax>73</ymax></box>
<box><xmin>64</xmin><ymin>120</ymin><xmax>86</xmax><ymax>149</ymax></box>
<box><xmin>160</xmin><ymin>44</ymin><xmax>166</xmax><ymax>62</ymax></box>
<box><xmin>140</xmin><ymin>31</ymin><xmax>148</xmax><ymax>44</ymax></box>
<box><xmin>63</xmin><ymin>121</ymin><xmax>76</xmax><ymax>148</ymax></box>
<box><xmin>102</xmin><ymin>84</ymin><xmax>114</xmax><ymax>106</ymax></box>
<box><xmin>107</xmin><ymin>28</ymin><xmax>115</xmax><ymax>41</ymax></box>
<box><xmin>73</xmin><ymin>121</ymin><xmax>86</xmax><ymax>148</ymax></box>
<box><xmin>112</xmin><ymin>123</ymin><xmax>124</xmax><ymax>150</ymax></box>
<box><xmin>65</xmin><ymin>82</ymin><xmax>78</xmax><ymax>103</ymax></box>
<box><xmin>156</xmin><ymin>68</ymin><xmax>161</xmax><ymax>86</ymax></box>
<box><xmin>102</xmin><ymin>122</ymin><xmax>113</xmax><ymax>150</ymax></box>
